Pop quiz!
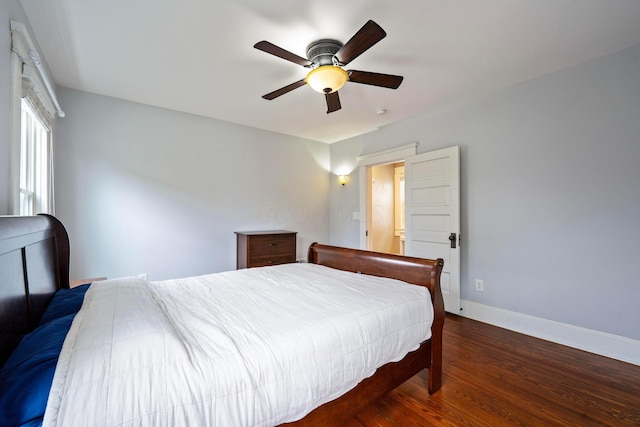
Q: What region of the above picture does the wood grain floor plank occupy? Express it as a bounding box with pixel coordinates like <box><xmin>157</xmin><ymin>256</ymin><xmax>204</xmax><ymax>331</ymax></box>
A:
<box><xmin>346</xmin><ymin>314</ymin><xmax>640</xmax><ymax>426</ymax></box>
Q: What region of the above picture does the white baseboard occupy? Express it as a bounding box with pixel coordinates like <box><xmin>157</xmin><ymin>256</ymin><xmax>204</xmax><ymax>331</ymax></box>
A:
<box><xmin>459</xmin><ymin>300</ymin><xmax>640</xmax><ymax>366</ymax></box>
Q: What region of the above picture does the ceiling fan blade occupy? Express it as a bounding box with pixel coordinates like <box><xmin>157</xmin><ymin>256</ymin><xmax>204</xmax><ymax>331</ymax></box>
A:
<box><xmin>348</xmin><ymin>70</ymin><xmax>403</xmax><ymax>89</ymax></box>
<box><xmin>262</xmin><ymin>79</ymin><xmax>307</xmax><ymax>100</ymax></box>
<box><xmin>254</xmin><ymin>41</ymin><xmax>313</xmax><ymax>67</ymax></box>
<box><xmin>325</xmin><ymin>91</ymin><xmax>341</xmax><ymax>113</ymax></box>
<box><xmin>335</xmin><ymin>20</ymin><xmax>386</xmax><ymax>66</ymax></box>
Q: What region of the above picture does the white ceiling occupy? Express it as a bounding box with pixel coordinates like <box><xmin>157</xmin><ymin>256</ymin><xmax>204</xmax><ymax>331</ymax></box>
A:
<box><xmin>20</xmin><ymin>0</ymin><xmax>640</xmax><ymax>144</ymax></box>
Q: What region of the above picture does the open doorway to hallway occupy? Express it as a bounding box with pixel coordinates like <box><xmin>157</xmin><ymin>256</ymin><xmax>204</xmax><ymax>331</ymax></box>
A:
<box><xmin>367</xmin><ymin>162</ymin><xmax>405</xmax><ymax>255</ymax></box>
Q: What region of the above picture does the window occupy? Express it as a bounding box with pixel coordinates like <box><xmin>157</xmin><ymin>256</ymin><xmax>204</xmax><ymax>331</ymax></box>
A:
<box><xmin>20</xmin><ymin>98</ymin><xmax>52</xmax><ymax>215</ymax></box>
<box><xmin>10</xmin><ymin>20</ymin><xmax>62</xmax><ymax>215</ymax></box>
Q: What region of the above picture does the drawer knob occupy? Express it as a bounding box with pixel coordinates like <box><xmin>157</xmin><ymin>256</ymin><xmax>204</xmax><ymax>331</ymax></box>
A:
<box><xmin>269</xmin><ymin>243</ymin><xmax>278</xmax><ymax>246</ymax></box>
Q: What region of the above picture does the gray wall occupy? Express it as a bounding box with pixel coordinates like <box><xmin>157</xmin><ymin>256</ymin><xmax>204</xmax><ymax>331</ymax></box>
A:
<box><xmin>55</xmin><ymin>88</ymin><xmax>330</xmax><ymax>281</ymax></box>
<box><xmin>329</xmin><ymin>45</ymin><xmax>640</xmax><ymax>340</ymax></box>
<box><xmin>3</xmin><ymin>1</ymin><xmax>638</xmax><ymax>343</ymax></box>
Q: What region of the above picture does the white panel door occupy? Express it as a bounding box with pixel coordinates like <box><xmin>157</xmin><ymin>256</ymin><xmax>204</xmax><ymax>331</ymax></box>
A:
<box><xmin>404</xmin><ymin>146</ymin><xmax>460</xmax><ymax>313</ymax></box>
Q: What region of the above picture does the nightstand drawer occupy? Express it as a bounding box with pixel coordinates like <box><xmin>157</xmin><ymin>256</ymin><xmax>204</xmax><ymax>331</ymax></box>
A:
<box><xmin>235</xmin><ymin>230</ymin><xmax>297</xmax><ymax>269</ymax></box>
<box><xmin>247</xmin><ymin>255</ymin><xmax>295</xmax><ymax>268</ymax></box>
<box><xmin>249</xmin><ymin>234</ymin><xmax>295</xmax><ymax>257</ymax></box>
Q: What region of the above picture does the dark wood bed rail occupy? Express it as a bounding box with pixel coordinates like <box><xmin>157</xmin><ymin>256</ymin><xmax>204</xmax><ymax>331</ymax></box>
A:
<box><xmin>0</xmin><ymin>214</ymin><xmax>70</xmax><ymax>366</ymax></box>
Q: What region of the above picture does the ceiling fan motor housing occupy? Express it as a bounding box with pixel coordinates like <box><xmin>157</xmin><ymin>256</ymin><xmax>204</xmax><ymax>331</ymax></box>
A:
<box><xmin>306</xmin><ymin>39</ymin><xmax>343</xmax><ymax>66</ymax></box>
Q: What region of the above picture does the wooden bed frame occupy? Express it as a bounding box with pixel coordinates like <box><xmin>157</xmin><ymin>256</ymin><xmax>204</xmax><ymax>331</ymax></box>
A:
<box><xmin>0</xmin><ymin>215</ymin><xmax>444</xmax><ymax>426</ymax></box>
<box><xmin>0</xmin><ymin>214</ymin><xmax>69</xmax><ymax>366</ymax></box>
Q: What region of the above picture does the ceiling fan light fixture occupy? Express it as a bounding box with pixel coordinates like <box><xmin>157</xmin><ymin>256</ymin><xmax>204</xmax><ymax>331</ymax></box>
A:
<box><xmin>306</xmin><ymin>65</ymin><xmax>348</xmax><ymax>94</ymax></box>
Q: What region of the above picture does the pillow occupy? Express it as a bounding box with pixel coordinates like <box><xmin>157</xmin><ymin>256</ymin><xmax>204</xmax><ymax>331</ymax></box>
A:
<box><xmin>38</xmin><ymin>283</ymin><xmax>90</xmax><ymax>326</ymax></box>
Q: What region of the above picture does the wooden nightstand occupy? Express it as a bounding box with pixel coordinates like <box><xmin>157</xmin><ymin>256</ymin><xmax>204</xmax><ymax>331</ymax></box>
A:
<box><xmin>235</xmin><ymin>230</ymin><xmax>297</xmax><ymax>269</ymax></box>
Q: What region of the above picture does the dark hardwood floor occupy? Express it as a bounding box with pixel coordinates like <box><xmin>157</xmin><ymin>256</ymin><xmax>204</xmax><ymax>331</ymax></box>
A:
<box><xmin>346</xmin><ymin>314</ymin><xmax>640</xmax><ymax>426</ymax></box>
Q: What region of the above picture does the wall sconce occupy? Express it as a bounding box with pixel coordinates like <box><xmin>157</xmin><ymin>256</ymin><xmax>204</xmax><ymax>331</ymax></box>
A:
<box><xmin>338</xmin><ymin>175</ymin><xmax>349</xmax><ymax>186</ymax></box>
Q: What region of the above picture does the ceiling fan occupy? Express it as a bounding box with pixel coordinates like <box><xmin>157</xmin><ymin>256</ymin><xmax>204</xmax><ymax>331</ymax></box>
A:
<box><xmin>254</xmin><ymin>20</ymin><xmax>403</xmax><ymax>114</ymax></box>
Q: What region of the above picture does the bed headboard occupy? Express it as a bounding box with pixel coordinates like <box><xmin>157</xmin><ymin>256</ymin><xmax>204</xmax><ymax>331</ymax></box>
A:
<box><xmin>0</xmin><ymin>214</ymin><xmax>70</xmax><ymax>366</ymax></box>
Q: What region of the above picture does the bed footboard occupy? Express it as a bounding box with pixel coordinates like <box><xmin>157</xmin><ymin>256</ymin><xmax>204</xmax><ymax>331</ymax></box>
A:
<box><xmin>290</xmin><ymin>243</ymin><xmax>445</xmax><ymax>426</ymax></box>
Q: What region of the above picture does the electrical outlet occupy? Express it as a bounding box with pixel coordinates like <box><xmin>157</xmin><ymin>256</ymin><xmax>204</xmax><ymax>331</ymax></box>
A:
<box><xmin>475</xmin><ymin>279</ymin><xmax>484</xmax><ymax>291</ymax></box>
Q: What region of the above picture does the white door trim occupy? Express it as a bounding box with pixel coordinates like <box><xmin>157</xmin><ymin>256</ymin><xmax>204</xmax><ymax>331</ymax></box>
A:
<box><xmin>356</xmin><ymin>143</ymin><xmax>418</xmax><ymax>166</ymax></box>
<box><xmin>358</xmin><ymin>143</ymin><xmax>418</xmax><ymax>249</ymax></box>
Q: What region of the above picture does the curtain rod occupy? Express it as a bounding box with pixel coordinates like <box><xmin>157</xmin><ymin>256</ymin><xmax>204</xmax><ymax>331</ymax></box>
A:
<box><xmin>27</xmin><ymin>49</ymin><xmax>65</xmax><ymax>118</ymax></box>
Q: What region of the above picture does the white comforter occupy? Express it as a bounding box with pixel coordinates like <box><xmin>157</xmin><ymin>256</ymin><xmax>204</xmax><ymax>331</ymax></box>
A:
<box><xmin>43</xmin><ymin>263</ymin><xmax>433</xmax><ymax>427</ymax></box>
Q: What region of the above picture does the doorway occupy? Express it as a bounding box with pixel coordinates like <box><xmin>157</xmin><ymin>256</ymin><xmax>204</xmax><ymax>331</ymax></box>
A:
<box><xmin>358</xmin><ymin>144</ymin><xmax>461</xmax><ymax>314</ymax></box>
<box><xmin>368</xmin><ymin>162</ymin><xmax>405</xmax><ymax>255</ymax></box>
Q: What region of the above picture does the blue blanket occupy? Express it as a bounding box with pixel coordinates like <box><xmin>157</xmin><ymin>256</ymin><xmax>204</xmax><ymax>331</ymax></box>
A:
<box><xmin>0</xmin><ymin>284</ymin><xmax>90</xmax><ymax>427</ymax></box>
